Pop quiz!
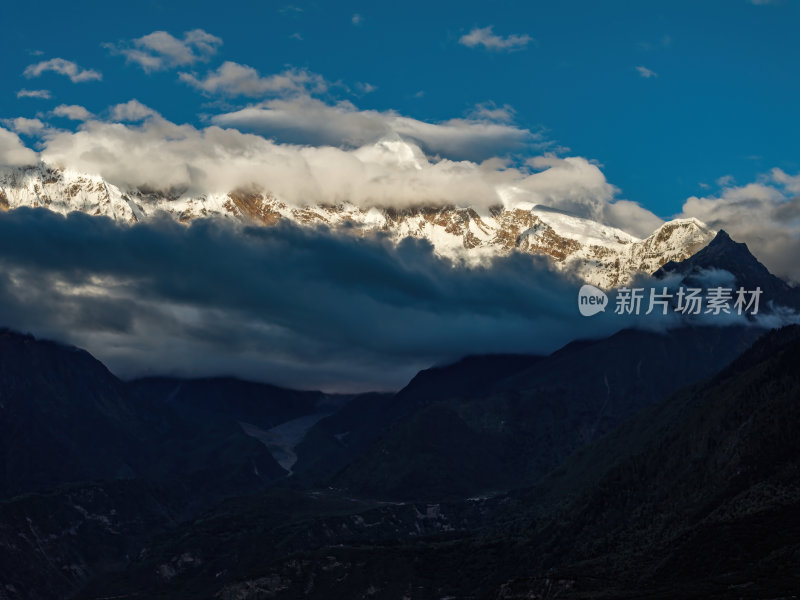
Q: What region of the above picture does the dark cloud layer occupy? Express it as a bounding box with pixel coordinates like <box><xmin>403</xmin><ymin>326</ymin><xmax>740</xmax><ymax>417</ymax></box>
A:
<box><xmin>0</xmin><ymin>208</ymin><xmax>640</xmax><ymax>391</ymax></box>
<box><xmin>0</xmin><ymin>209</ymin><xmax>782</xmax><ymax>391</ymax></box>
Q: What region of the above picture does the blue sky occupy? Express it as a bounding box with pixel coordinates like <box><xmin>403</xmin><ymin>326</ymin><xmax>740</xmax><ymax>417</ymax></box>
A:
<box><xmin>2</xmin><ymin>0</ymin><xmax>798</xmax><ymax>218</ymax></box>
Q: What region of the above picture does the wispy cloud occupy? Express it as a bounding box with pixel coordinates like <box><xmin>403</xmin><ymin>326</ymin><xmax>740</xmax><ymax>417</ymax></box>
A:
<box><xmin>211</xmin><ymin>95</ymin><xmax>538</xmax><ymax>161</ymax></box>
<box><xmin>180</xmin><ymin>62</ymin><xmax>328</xmax><ymax>97</ymax></box>
<box><xmin>468</xmin><ymin>102</ymin><xmax>516</xmax><ymax>123</ymax></box>
<box><xmin>51</xmin><ymin>104</ymin><xmax>94</xmax><ymax>121</ymax></box>
<box><xmin>351</xmin><ymin>13</ymin><xmax>364</xmax><ymax>25</ymax></box>
<box><xmin>278</xmin><ymin>4</ymin><xmax>303</xmax><ymax>14</ymax></box>
<box><xmin>356</xmin><ymin>82</ymin><xmax>377</xmax><ymax>94</ymax></box>
<box><xmin>16</xmin><ymin>89</ymin><xmax>52</xmax><ymax>99</ymax></box>
<box><xmin>772</xmin><ymin>167</ymin><xmax>800</xmax><ymax>194</ymax></box>
<box><xmin>23</xmin><ymin>58</ymin><xmax>101</xmax><ymax>83</ymax></box>
<box><xmin>638</xmin><ymin>35</ymin><xmax>672</xmax><ymax>51</ymax></box>
<box><xmin>459</xmin><ymin>26</ymin><xmax>532</xmax><ymax>51</ymax></box>
<box><xmin>716</xmin><ymin>174</ymin><xmax>735</xmax><ymax>187</ymax></box>
<box><xmin>108</xmin><ymin>29</ymin><xmax>222</xmax><ymax>73</ymax></box>
<box><xmin>635</xmin><ymin>65</ymin><xmax>658</xmax><ymax>78</ymax></box>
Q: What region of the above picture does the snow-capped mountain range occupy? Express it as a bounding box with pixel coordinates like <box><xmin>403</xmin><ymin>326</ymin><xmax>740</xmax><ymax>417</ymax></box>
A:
<box><xmin>0</xmin><ymin>162</ymin><xmax>714</xmax><ymax>288</ymax></box>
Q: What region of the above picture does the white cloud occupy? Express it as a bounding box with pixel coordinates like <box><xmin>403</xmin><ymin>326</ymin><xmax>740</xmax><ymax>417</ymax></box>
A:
<box><xmin>109</xmin><ymin>29</ymin><xmax>222</xmax><ymax>73</ymax></box>
<box><xmin>180</xmin><ymin>62</ymin><xmax>328</xmax><ymax>97</ymax></box>
<box><xmin>459</xmin><ymin>26</ymin><xmax>532</xmax><ymax>51</ymax></box>
<box><xmin>680</xmin><ymin>171</ymin><xmax>800</xmax><ymax>282</ymax></box>
<box><xmin>352</xmin><ymin>13</ymin><xmax>364</xmax><ymax>25</ymax></box>
<box><xmin>771</xmin><ymin>168</ymin><xmax>800</xmax><ymax>194</ymax></box>
<box><xmin>506</xmin><ymin>155</ymin><xmax>620</xmax><ymax>220</ymax></box>
<box><xmin>39</xmin><ymin>115</ymin><xmax>506</xmax><ymax>207</ymax></box>
<box><xmin>23</xmin><ymin>58</ymin><xmax>101</xmax><ymax>83</ymax></box>
<box><xmin>602</xmin><ymin>199</ymin><xmax>665</xmax><ymax>238</ymax></box>
<box><xmin>468</xmin><ymin>102</ymin><xmax>515</xmax><ymax>123</ymax></box>
<box><xmin>51</xmin><ymin>104</ymin><xmax>93</xmax><ymax>121</ymax></box>
<box><xmin>211</xmin><ymin>95</ymin><xmax>536</xmax><ymax>161</ymax></box>
<box><xmin>109</xmin><ymin>99</ymin><xmax>161</xmax><ymax>122</ymax></box>
<box><xmin>356</xmin><ymin>82</ymin><xmax>377</xmax><ymax>94</ymax></box>
<box><xmin>3</xmin><ymin>117</ymin><xmax>46</xmax><ymax>135</ymax></box>
<box><xmin>716</xmin><ymin>174</ymin><xmax>735</xmax><ymax>187</ymax></box>
<box><xmin>0</xmin><ymin>127</ymin><xmax>38</xmax><ymax>166</ymax></box>
<box><xmin>16</xmin><ymin>89</ymin><xmax>52</xmax><ymax>99</ymax></box>
<box><xmin>635</xmin><ymin>65</ymin><xmax>658</xmax><ymax>78</ymax></box>
<box><xmin>32</xmin><ymin>103</ymin><xmax>660</xmax><ymax>242</ymax></box>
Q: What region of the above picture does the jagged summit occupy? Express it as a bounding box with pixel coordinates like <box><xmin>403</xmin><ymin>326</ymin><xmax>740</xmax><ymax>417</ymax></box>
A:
<box><xmin>712</xmin><ymin>228</ymin><xmax>732</xmax><ymax>241</ymax></box>
<box><xmin>656</xmin><ymin>229</ymin><xmax>800</xmax><ymax>309</ymax></box>
<box><xmin>657</xmin><ymin>228</ymin><xmax>766</xmax><ymax>276</ymax></box>
<box><xmin>0</xmin><ymin>161</ymin><xmax>716</xmax><ymax>288</ymax></box>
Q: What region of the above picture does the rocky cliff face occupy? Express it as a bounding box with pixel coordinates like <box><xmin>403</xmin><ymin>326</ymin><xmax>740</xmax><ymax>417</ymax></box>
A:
<box><xmin>0</xmin><ymin>163</ymin><xmax>714</xmax><ymax>287</ymax></box>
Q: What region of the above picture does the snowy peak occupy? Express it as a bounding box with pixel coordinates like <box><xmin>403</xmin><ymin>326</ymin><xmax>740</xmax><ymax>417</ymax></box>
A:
<box><xmin>619</xmin><ymin>217</ymin><xmax>716</xmax><ymax>283</ymax></box>
<box><xmin>648</xmin><ymin>217</ymin><xmax>714</xmax><ymax>251</ymax></box>
<box><xmin>0</xmin><ymin>163</ymin><xmax>716</xmax><ymax>288</ymax></box>
<box><xmin>529</xmin><ymin>206</ymin><xmax>640</xmax><ymax>248</ymax></box>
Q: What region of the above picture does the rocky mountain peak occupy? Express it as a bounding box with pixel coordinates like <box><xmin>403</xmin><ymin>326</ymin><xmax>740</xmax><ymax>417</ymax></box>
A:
<box><xmin>655</xmin><ymin>229</ymin><xmax>800</xmax><ymax>310</ymax></box>
<box><xmin>0</xmin><ymin>162</ymin><xmax>717</xmax><ymax>288</ymax></box>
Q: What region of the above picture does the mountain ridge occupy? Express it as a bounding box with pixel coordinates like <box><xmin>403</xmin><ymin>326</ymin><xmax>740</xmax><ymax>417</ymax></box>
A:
<box><xmin>0</xmin><ymin>161</ymin><xmax>714</xmax><ymax>288</ymax></box>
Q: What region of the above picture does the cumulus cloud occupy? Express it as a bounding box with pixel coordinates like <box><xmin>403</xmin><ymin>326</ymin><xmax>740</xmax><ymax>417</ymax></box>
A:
<box><xmin>459</xmin><ymin>26</ymin><xmax>532</xmax><ymax>51</ymax></box>
<box><xmin>496</xmin><ymin>155</ymin><xmax>663</xmax><ymax>237</ymax></box>
<box><xmin>39</xmin><ymin>113</ymin><xmax>508</xmax><ymax>206</ymax></box>
<box><xmin>211</xmin><ymin>95</ymin><xmax>537</xmax><ymax>161</ymax></box>
<box><xmin>3</xmin><ymin>117</ymin><xmax>46</xmax><ymax>135</ymax></box>
<box><xmin>602</xmin><ymin>199</ymin><xmax>665</xmax><ymax>238</ymax></box>
<box><xmin>180</xmin><ymin>62</ymin><xmax>328</xmax><ymax>97</ymax></box>
<box><xmin>31</xmin><ymin>103</ymin><xmax>660</xmax><ymax>234</ymax></box>
<box><xmin>16</xmin><ymin>89</ymin><xmax>52</xmax><ymax>99</ymax></box>
<box><xmin>23</xmin><ymin>58</ymin><xmax>101</xmax><ymax>83</ymax></box>
<box><xmin>503</xmin><ymin>155</ymin><xmax>618</xmax><ymax>217</ymax></box>
<box><xmin>51</xmin><ymin>104</ymin><xmax>93</xmax><ymax>121</ymax></box>
<box><xmin>109</xmin><ymin>29</ymin><xmax>222</xmax><ymax>73</ymax></box>
<box><xmin>109</xmin><ymin>99</ymin><xmax>161</xmax><ymax>122</ymax></box>
<box><xmin>635</xmin><ymin>65</ymin><xmax>658</xmax><ymax>78</ymax></box>
<box><xmin>0</xmin><ymin>127</ymin><xmax>38</xmax><ymax>166</ymax></box>
<box><xmin>680</xmin><ymin>171</ymin><xmax>800</xmax><ymax>283</ymax></box>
